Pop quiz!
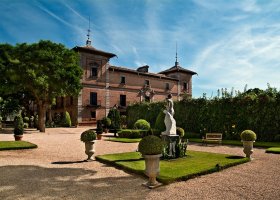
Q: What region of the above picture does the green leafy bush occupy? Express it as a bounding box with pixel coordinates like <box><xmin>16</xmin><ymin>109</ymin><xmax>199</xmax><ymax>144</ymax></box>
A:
<box><xmin>14</xmin><ymin>115</ymin><xmax>24</xmax><ymax>135</ymax></box>
<box><xmin>138</xmin><ymin>135</ymin><xmax>164</xmax><ymax>155</ymax></box>
<box><xmin>120</xmin><ymin>115</ymin><xmax>127</xmax><ymax>128</ymax></box>
<box><xmin>117</xmin><ymin>129</ymin><xmax>131</xmax><ymax>138</ymax></box>
<box><xmin>183</xmin><ymin>132</ymin><xmax>200</xmax><ymax>139</ymax></box>
<box><xmin>46</xmin><ymin>121</ymin><xmax>55</xmax><ymax>128</ymax></box>
<box><xmin>139</xmin><ymin>129</ymin><xmax>149</xmax><ymax>137</ymax></box>
<box><xmin>23</xmin><ymin>117</ymin><xmax>29</xmax><ymax>123</ymax></box>
<box><xmin>102</xmin><ymin>117</ymin><xmax>111</xmax><ymax>129</ymax></box>
<box><xmin>23</xmin><ymin>123</ymin><xmax>29</xmax><ymax>128</ymax></box>
<box><xmin>149</xmin><ymin>129</ymin><xmax>161</xmax><ymax>137</ymax></box>
<box><xmin>134</xmin><ymin>119</ymin><xmax>150</xmax><ymax>130</ymax></box>
<box><xmin>96</xmin><ymin>120</ymin><xmax>103</xmax><ymax>134</ymax></box>
<box><xmin>118</xmin><ymin>129</ymin><xmax>143</xmax><ymax>138</ymax></box>
<box><xmin>274</xmin><ymin>134</ymin><xmax>280</xmax><ymax>142</ymax></box>
<box><xmin>63</xmin><ymin>111</ymin><xmax>72</xmax><ymax>127</ymax></box>
<box><xmin>108</xmin><ymin>108</ymin><xmax>121</xmax><ymax>130</ymax></box>
<box><xmin>176</xmin><ymin>127</ymin><xmax>185</xmax><ymax>138</ymax></box>
<box><xmin>80</xmin><ymin>129</ymin><xmax>96</xmax><ymax>142</ymax></box>
<box><xmin>154</xmin><ymin>111</ymin><xmax>165</xmax><ymax>132</ymax></box>
<box><xmin>240</xmin><ymin>130</ymin><xmax>257</xmax><ymax>141</ymax></box>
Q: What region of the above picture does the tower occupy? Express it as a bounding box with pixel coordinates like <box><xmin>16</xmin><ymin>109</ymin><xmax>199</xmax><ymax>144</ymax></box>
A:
<box><xmin>175</xmin><ymin>42</ymin><xmax>179</xmax><ymax>67</ymax></box>
<box><xmin>86</xmin><ymin>17</ymin><xmax>92</xmax><ymax>47</ymax></box>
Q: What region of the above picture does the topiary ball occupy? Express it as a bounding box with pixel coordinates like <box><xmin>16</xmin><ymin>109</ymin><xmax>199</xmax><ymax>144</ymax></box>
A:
<box><xmin>240</xmin><ymin>130</ymin><xmax>257</xmax><ymax>141</ymax></box>
<box><xmin>134</xmin><ymin>119</ymin><xmax>150</xmax><ymax>130</ymax></box>
<box><xmin>138</xmin><ymin>135</ymin><xmax>163</xmax><ymax>155</ymax></box>
<box><xmin>176</xmin><ymin>127</ymin><xmax>185</xmax><ymax>138</ymax></box>
<box><xmin>80</xmin><ymin>130</ymin><xmax>97</xmax><ymax>142</ymax></box>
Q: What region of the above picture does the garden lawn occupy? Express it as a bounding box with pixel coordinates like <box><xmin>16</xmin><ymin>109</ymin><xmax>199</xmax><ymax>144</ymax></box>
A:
<box><xmin>266</xmin><ymin>147</ymin><xmax>280</xmax><ymax>154</ymax></box>
<box><xmin>188</xmin><ymin>138</ymin><xmax>280</xmax><ymax>148</ymax></box>
<box><xmin>106</xmin><ymin>138</ymin><xmax>141</xmax><ymax>143</ymax></box>
<box><xmin>96</xmin><ymin>151</ymin><xmax>249</xmax><ymax>184</ymax></box>
<box><xmin>0</xmin><ymin>141</ymin><xmax>37</xmax><ymax>151</ymax></box>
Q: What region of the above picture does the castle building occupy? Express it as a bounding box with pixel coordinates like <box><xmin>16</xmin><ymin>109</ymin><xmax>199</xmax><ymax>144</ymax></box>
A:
<box><xmin>52</xmin><ymin>35</ymin><xmax>197</xmax><ymax>126</ymax></box>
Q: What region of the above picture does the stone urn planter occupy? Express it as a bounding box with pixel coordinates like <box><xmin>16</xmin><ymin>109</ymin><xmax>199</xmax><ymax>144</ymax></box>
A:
<box><xmin>84</xmin><ymin>141</ymin><xmax>95</xmax><ymax>161</ymax></box>
<box><xmin>138</xmin><ymin>135</ymin><xmax>164</xmax><ymax>189</ymax></box>
<box><xmin>143</xmin><ymin>154</ymin><xmax>162</xmax><ymax>188</ymax></box>
<box><xmin>240</xmin><ymin>130</ymin><xmax>257</xmax><ymax>160</ymax></box>
<box><xmin>242</xmin><ymin>141</ymin><xmax>254</xmax><ymax>159</ymax></box>
<box><xmin>80</xmin><ymin>129</ymin><xmax>97</xmax><ymax>161</ymax></box>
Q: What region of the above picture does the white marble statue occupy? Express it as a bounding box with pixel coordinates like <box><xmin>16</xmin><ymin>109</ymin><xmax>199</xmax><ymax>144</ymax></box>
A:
<box><xmin>161</xmin><ymin>94</ymin><xmax>177</xmax><ymax>135</ymax></box>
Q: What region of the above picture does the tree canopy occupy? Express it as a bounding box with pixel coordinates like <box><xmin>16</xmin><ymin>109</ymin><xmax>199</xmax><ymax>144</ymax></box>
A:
<box><xmin>0</xmin><ymin>40</ymin><xmax>82</xmax><ymax>132</ymax></box>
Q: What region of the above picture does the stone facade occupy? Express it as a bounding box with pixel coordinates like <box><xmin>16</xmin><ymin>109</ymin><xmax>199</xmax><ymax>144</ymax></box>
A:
<box><xmin>52</xmin><ymin>45</ymin><xmax>197</xmax><ymax>126</ymax></box>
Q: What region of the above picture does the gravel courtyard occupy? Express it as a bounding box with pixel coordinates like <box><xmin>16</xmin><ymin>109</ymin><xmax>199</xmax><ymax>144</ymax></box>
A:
<box><xmin>0</xmin><ymin>127</ymin><xmax>279</xmax><ymax>200</ymax></box>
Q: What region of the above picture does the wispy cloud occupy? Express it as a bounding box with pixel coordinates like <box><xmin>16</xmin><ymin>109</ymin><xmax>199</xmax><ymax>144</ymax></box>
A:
<box><xmin>193</xmin><ymin>0</ymin><xmax>260</xmax><ymax>13</ymax></box>
<box><xmin>192</xmin><ymin>21</ymin><xmax>280</xmax><ymax>96</ymax></box>
<box><xmin>34</xmin><ymin>1</ymin><xmax>81</xmax><ymax>32</ymax></box>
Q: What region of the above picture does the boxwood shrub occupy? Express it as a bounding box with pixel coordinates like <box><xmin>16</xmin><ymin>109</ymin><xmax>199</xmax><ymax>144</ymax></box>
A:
<box><xmin>118</xmin><ymin>129</ymin><xmax>143</xmax><ymax>138</ymax></box>
<box><xmin>134</xmin><ymin>119</ymin><xmax>150</xmax><ymax>130</ymax></box>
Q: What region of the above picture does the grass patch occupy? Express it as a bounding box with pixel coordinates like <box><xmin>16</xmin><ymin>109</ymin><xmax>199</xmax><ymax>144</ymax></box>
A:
<box><xmin>266</xmin><ymin>147</ymin><xmax>280</xmax><ymax>154</ymax></box>
<box><xmin>188</xmin><ymin>138</ymin><xmax>280</xmax><ymax>148</ymax></box>
<box><xmin>96</xmin><ymin>151</ymin><xmax>249</xmax><ymax>184</ymax></box>
<box><xmin>0</xmin><ymin>141</ymin><xmax>38</xmax><ymax>151</ymax></box>
<box><xmin>106</xmin><ymin>138</ymin><xmax>142</xmax><ymax>143</ymax></box>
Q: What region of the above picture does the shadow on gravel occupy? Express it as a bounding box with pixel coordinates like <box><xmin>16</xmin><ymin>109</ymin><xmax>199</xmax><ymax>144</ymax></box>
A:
<box><xmin>51</xmin><ymin>160</ymin><xmax>88</xmax><ymax>164</ymax></box>
<box><xmin>0</xmin><ymin>165</ymin><xmax>150</xmax><ymax>200</ymax></box>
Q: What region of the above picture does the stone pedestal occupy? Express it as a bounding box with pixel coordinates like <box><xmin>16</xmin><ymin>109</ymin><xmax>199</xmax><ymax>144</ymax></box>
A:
<box><xmin>161</xmin><ymin>135</ymin><xmax>180</xmax><ymax>158</ymax></box>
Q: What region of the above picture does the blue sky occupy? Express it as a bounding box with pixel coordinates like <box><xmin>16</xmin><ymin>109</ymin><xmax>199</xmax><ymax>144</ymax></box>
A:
<box><xmin>1</xmin><ymin>0</ymin><xmax>280</xmax><ymax>97</ymax></box>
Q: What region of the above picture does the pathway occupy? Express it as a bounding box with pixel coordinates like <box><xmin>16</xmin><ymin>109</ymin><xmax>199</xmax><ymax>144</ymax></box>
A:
<box><xmin>0</xmin><ymin>128</ymin><xmax>279</xmax><ymax>200</ymax></box>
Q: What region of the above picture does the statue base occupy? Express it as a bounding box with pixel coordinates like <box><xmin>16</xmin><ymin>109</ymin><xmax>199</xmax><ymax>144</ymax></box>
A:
<box><xmin>161</xmin><ymin>135</ymin><xmax>180</xmax><ymax>158</ymax></box>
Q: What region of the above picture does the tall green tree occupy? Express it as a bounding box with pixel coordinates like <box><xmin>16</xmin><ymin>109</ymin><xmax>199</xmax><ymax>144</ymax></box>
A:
<box><xmin>16</xmin><ymin>40</ymin><xmax>82</xmax><ymax>132</ymax></box>
<box><xmin>0</xmin><ymin>44</ymin><xmax>23</xmax><ymax>119</ymax></box>
<box><xmin>0</xmin><ymin>43</ymin><xmax>20</xmax><ymax>95</ymax></box>
<box><xmin>1</xmin><ymin>40</ymin><xmax>82</xmax><ymax>132</ymax></box>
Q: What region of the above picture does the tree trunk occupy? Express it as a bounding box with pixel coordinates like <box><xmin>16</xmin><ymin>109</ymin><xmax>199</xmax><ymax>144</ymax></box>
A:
<box><xmin>38</xmin><ymin>101</ymin><xmax>47</xmax><ymax>132</ymax></box>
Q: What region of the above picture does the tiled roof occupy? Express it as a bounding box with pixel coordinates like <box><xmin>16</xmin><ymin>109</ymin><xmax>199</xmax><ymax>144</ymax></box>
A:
<box><xmin>73</xmin><ymin>46</ymin><xmax>117</xmax><ymax>58</ymax></box>
<box><xmin>159</xmin><ymin>65</ymin><xmax>197</xmax><ymax>75</ymax></box>
<box><xmin>109</xmin><ymin>66</ymin><xmax>179</xmax><ymax>81</ymax></box>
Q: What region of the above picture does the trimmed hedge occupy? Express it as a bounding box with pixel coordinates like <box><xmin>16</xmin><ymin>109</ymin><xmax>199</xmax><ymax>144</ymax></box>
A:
<box><xmin>127</xmin><ymin>88</ymin><xmax>280</xmax><ymax>142</ymax></box>
<box><xmin>117</xmin><ymin>129</ymin><xmax>144</xmax><ymax>138</ymax></box>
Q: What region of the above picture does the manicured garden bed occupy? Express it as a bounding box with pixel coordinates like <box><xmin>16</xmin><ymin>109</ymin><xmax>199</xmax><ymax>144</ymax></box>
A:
<box><xmin>106</xmin><ymin>138</ymin><xmax>141</xmax><ymax>143</ymax></box>
<box><xmin>0</xmin><ymin>141</ymin><xmax>38</xmax><ymax>151</ymax></box>
<box><xmin>265</xmin><ymin>147</ymin><xmax>280</xmax><ymax>154</ymax></box>
<box><xmin>96</xmin><ymin>151</ymin><xmax>249</xmax><ymax>184</ymax></box>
